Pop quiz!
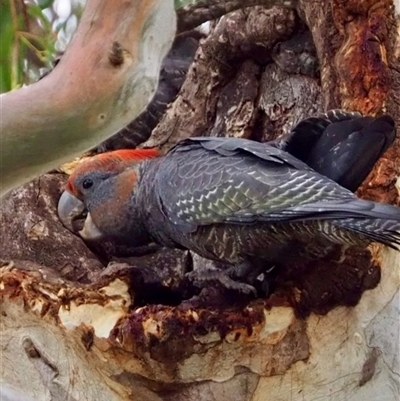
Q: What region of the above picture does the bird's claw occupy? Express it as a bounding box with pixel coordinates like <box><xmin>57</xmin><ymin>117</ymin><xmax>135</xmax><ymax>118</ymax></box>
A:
<box><xmin>217</xmin><ymin>274</ymin><xmax>258</xmax><ymax>296</ymax></box>
<box><xmin>186</xmin><ymin>268</ymin><xmax>257</xmax><ymax>296</ymax></box>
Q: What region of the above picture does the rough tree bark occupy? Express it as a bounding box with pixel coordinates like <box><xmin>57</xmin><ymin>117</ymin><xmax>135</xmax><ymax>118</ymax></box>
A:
<box><xmin>1</xmin><ymin>1</ymin><xmax>399</xmax><ymax>401</ymax></box>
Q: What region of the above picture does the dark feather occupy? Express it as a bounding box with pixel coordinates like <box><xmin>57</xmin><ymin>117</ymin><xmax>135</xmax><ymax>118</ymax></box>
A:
<box><xmin>269</xmin><ymin>110</ymin><xmax>396</xmax><ymax>191</ymax></box>
<box><xmin>153</xmin><ymin>135</ymin><xmax>400</xmax><ymax>251</ymax></box>
<box><xmin>156</xmin><ymin>137</ymin><xmax>364</xmax><ymax>233</ymax></box>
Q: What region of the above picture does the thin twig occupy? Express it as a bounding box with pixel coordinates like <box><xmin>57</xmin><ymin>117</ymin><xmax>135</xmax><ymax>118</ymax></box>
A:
<box><xmin>19</xmin><ymin>36</ymin><xmax>47</xmax><ymax>63</ymax></box>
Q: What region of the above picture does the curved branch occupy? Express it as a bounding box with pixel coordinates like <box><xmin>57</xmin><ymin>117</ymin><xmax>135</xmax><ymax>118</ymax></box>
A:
<box><xmin>0</xmin><ymin>0</ymin><xmax>176</xmax><ymax>197</ymax></box>
<box><xmin>176</xmin><ymin>0</ymin><xmax>298</xmax><ymax>32</ymax></box>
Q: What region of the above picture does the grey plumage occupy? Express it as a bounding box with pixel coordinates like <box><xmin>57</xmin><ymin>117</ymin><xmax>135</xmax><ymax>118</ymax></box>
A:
<box><xmin>59</xmin><ymin>116</ymin><xmax>399</xmax><ymax>295</ymax></box>
<box><xmin>127</xmin><ymin>137</ymin><xmax>400</xmax><ymax>295</ymax></box>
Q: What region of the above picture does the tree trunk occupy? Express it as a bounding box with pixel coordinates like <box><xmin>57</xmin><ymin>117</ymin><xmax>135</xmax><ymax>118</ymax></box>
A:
<box><xmin>1</xmin><ymin>1</ymin><xmax>399</xmax><ymax>401</ymax></box>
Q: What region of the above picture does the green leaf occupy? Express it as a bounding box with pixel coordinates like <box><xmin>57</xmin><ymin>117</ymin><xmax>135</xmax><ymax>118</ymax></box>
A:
<box><xmin>0</xmin><ymin>1</ymin><xmax>14</xmax><ymax>92</ymax></box>
<box><xmin>27</xmin><ymin>4</ymin><xmax>52</xmax><ymax>31</ymax></box>
<box><xmin>38</xmin><ymin>0</ymin><xmax>54</xmax><ymax>9</ymax></box>
<box><xmin>175</xmin><ymin>0</ymin><xmax>196</xmax><ymax>9</ymax></box>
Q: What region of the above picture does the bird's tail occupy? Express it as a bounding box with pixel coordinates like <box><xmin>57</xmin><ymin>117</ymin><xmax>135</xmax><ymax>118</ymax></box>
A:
<box><xmin>333</xmin><ymin>201</ymin><xmax>400</xmax><ymax>250</ymax></box>
<box><xmin>270</xmin><ymin>110</ymin><xmax>396</xmax><ymax>192</ymax></box>
<box><xmin>291</xmin><ymin>197</ymin><xmax>400</xmax><ymax>249</ymax></box>
<box><xmin>336</xmin><ymin>218</ymin><xmax>400</xmax><ymax>249</ymax></box>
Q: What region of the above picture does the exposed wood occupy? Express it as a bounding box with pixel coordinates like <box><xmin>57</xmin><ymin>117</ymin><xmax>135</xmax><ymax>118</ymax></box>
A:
<box><xmin>252</xmin><ymin>248</ymin><xmax>400</xmax><ymax>401</ymax></box>
<box><xmin>0</xmin><ymin>261</ymin><xmax>308</xmax><ymax>400</ymax></box>
<box><xmin>0</xmin><ymin>0</ymin><xmax>176</xmax><ymax>197</ymax></box>
<box><xmin>331</xmin><ymin>0</ymin><xmax>390</xmax><ymax>115</ymax></box>
<box><xmin>1</xmin><ymin>247</ymin><xmax>398</xmax><ymax>400</ymax></box>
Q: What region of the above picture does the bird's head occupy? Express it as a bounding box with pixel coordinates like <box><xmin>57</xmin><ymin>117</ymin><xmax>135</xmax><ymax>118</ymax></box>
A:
<box><xmin>58</xmin><ymin>149</ymin><xmax>159</xmax><ymax>240</ymax></box>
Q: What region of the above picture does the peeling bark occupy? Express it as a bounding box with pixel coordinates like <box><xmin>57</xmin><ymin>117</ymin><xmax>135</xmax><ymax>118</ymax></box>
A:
<box><xmin>176</xmin><ymin>0</ymin><xmax>298</xmax><ymax>33</ymax></box>
<box><xmin>143</xmin><ymin>5</ymin><xmax>296</xmax><ymax>151</ymax></box>
<box><xmin>257</xmin><ymin>63</ymin><xmax>323</xmax><ymax>141</ymax></box>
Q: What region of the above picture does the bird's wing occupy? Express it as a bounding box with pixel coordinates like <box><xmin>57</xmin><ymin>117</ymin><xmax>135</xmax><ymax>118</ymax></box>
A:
<box><xmin>154</xmin><ymin>137</ymin><xmax>359</xmax><ymax>233</ymax></box>
<box><xmin>269</xmin><ymin>110</ymin><xmax>396</xmax><ymax>192</ymax></box>
<box><xmin>269</xmin><ymin>110</ymin><xmax>362</xmax><ymax>154</ymax></box>
<box><xmin>307</xmin><ymin>114</ymin><xmax>396</xmax><ymax>191</ymax></box>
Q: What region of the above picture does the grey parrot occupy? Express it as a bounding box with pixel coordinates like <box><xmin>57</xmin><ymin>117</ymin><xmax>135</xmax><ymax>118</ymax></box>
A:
<box><xmin>58</xmin><ymin>112</ymin><xmax>399</xmax><ymax>295</ymax></box>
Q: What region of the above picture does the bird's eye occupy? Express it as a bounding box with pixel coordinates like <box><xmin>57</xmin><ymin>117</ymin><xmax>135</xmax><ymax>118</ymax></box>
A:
<box><xmin>82</xmin><ymin>179</ymin><xmax>93</xmax><ymax>189</ymax></box>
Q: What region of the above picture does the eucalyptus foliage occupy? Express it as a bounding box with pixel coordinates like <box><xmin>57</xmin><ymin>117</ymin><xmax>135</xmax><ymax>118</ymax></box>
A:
<box><xmin>0</xmin><ymin>0</ymin><xmax>195</xmax><ymax>93</ymax></box>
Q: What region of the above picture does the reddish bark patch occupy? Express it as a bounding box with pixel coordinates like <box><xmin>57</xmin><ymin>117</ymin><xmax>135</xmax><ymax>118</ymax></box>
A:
<box><xmin>275</xmin><ymin>246</ymin><xmax>381</xmax><ymax>317</ymax></box>
<box><xmin>357</xmin><ymin>138</ymin><xmax>400</xmax><ymax>205</ymax></box>
<box><xmin>109</xmin><ymin>301</ymin><xmax>308</xmax><ymax>374</ymax></box>
<box><xmin>332</xmin><ymin>0</ymin><xmax>391</xmax><ymax>114</ymax></box>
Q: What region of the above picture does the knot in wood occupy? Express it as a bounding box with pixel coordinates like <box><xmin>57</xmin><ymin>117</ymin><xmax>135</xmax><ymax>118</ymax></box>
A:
<box><xmin>109</xmin><ymin>41</ymin><xmax>124</xmax><ymax>67</ymax></box>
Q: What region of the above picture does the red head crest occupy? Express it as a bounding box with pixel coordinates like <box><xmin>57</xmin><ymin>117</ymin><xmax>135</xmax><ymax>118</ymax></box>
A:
<box><xmin>66</xmin><ymin>148</ymin><xmax>160</xmax><ymax>196</ymax></box>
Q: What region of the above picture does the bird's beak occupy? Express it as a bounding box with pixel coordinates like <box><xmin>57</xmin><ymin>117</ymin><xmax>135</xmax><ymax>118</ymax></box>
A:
<box><xmin>58</xmin><ymin>190</ymin><xmax>104</xmax><ymax>240</ymax></box>
<box><xmin>58</xmin><ymin>190</ymin><xmax>86</xmax><ymax>232</ymax></box>
<box><xmin>79</xmin><ymin>212</ymin><xmax>104</xmax><ymax>240</ymax></box>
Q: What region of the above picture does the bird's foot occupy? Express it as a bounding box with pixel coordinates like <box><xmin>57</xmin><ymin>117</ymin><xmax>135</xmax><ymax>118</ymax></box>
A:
<box><xmin>225</xmin><ymin>260</ymin><xmax>275</xmax><ymax>296</ymax></box>
<box><xmin>186</xmin><ymin>267</ymin><xmax>257</xmax><ymax>296</ymax></box>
